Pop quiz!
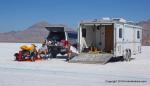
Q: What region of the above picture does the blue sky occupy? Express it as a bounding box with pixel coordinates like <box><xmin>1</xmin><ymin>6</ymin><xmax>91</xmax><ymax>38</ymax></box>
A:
<box><xmin>0</xmin><ymin>0</ymin><xmax>150</xmax><ymax>32</ymax></box>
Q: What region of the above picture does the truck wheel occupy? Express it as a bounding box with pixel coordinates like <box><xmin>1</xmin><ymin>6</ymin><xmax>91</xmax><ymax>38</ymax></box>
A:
<box><xmin>52</xmin><ymin>53</ymin><xmax>57</xmax><ymax>58</ymax></box>
<box><xmin>60</xmin><ymin>53</ymin><xmax>66</xmax><ymax>55</ymax></box>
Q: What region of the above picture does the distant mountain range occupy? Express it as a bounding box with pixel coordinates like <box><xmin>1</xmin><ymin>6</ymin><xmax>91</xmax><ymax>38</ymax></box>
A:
<box><xmin>0</xmin><ymin>21</ymin><xmax>50</xmax><ymax>43</ymax></box>
<box><xmin>0</xmin><ymin>21</ymin><xmax>73</xmax><ymax>43</ymax></box>
<box><xmin>0</xmin><ymin>20</ymin><xmax>150</xmax><ymax>45</ymax></box>
<box><xmin>138</xmin><ymin>20</ymin><xmax>150</xmax><ymax>45</ymax></box>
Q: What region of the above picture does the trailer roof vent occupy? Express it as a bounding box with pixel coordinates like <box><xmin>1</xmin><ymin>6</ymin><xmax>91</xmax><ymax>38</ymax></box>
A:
<box><xmin>102</xmin><ymin>17</ymin><xmax>110</xmax><ymax>21</ymax></box>
<box><xmin>127</xmin><ymin>21</ymin><xmax>138</xmax><ymax>25</ymax></box>
<box><xmin>112</xmin><ymin>18</ymin><xmax>126</xmax><ymax>23</ymax></box>
<box><xmin>92</xmin><ymin>19</ymin><xmax>98</xmax><ymax>22</ymax></box>
<box><xmin>127</xmin><ymin>21</ymin><xmax>134</xmax><ymax>24</ymax></box>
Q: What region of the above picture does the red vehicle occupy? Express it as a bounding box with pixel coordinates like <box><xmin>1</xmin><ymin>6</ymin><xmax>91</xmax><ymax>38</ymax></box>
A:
<box><xmin>14</xmin><ymin>44</ymin><xmax>41</xmax><ymax>62</ymax></box>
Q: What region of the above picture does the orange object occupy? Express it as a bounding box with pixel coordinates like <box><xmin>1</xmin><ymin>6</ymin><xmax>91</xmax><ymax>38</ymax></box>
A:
<box><xmin>20</xmin><ymin>45</ymin><xmax>35</xmax><ymax>51</ymax></box>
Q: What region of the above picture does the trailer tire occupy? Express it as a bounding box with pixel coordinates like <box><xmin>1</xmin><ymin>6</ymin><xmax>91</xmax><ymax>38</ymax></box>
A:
<box><xmin>123</xmin><ymin>49</ymin><xmax>129</xmax><ymax>61</ymax></box>
<box><xmin>128</xmin><ymin>49</ymin><xmax>131</xmax><ymax>61</ymax></box>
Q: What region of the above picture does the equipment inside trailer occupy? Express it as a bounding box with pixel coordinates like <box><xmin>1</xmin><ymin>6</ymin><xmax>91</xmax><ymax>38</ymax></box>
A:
<box><xmin>81</xmin><ymin>24</ymin><xmax>114</xmax><ymax>53</ymax></box>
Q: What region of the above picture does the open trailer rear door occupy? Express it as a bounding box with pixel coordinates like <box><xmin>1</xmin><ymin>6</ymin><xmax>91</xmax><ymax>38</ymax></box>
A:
<box><xmin>45</xmin><ymin>26</ymin><xmax>65</xmax><ymax>32</ymax></box>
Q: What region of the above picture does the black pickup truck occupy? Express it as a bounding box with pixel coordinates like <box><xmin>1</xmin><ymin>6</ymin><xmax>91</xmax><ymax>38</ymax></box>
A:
<box><xmin>45</xmin><ymin>26</ymin><xmax>77</xmax><ymax>58</ymax></box>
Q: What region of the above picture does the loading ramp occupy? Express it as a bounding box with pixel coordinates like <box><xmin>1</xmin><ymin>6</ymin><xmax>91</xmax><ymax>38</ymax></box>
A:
<box><xmin>70</xmin><ymin>53</ymin><xmax>113</xmax><ymax>64</ymax></box>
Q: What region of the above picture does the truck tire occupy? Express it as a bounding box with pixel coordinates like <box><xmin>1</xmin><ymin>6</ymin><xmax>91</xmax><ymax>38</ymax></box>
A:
<box><xmin>52</xmin><ymin>53</ymin><xmax>57</xmax><ymax>58</ymax></box>
<box><xmin>60</xmin><ymin>52</ymin><xmax>66</xmax><ymax>55</ymax></box>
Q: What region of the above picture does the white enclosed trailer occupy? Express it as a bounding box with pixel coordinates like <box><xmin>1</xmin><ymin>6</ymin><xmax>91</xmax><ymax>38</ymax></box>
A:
<box><xmin>76</xmin><ymin>18</ymin><xmax>142</xmax><ymax>63</ymax></box>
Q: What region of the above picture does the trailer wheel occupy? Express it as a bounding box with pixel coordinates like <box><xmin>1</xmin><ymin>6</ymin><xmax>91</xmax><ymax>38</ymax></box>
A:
<box><xmin>123</xmin><ymin>49</ymin><xmax>129</xmax><ymax>61</ymax></box>
<box><xmin>128</xmin><ymin>49</ymin><xmax>131</xmax><ymax>61</ymax></box>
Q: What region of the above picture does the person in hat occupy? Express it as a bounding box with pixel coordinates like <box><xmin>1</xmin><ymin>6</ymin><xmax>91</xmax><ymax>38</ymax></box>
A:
<box><xmin>38</xmin><ymin>43</ymin><xmax>48</xmax><ymax>59</ymax></box>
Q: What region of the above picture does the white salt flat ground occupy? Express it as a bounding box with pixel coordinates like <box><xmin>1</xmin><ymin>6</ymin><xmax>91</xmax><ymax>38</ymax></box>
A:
<box><xmin>0</xmin><ymin>43</ymin><xmax>150</xmax><ymax>86</ymax></box>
